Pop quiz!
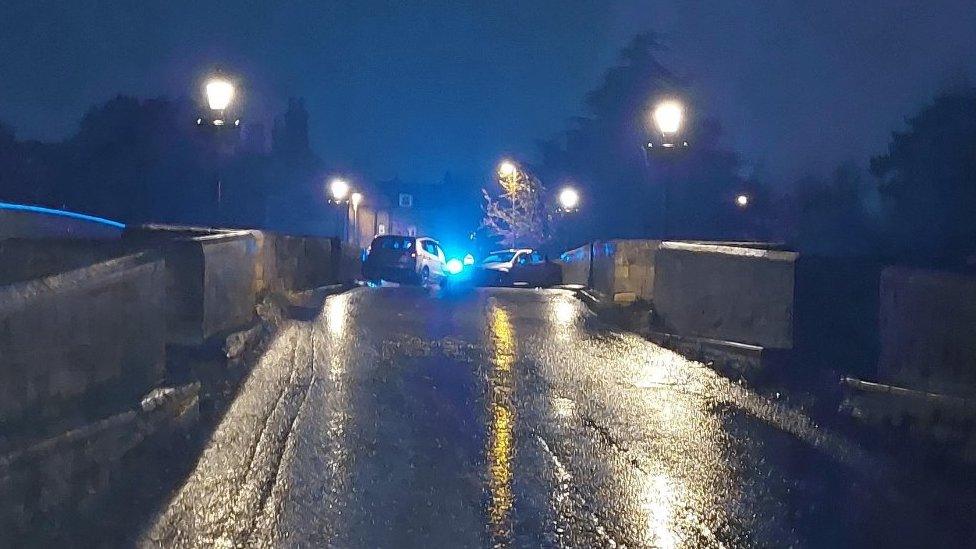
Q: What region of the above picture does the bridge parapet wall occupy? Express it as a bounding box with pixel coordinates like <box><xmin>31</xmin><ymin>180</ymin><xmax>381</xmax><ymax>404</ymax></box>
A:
<box><xmin>878</xmin><ymin>266</ymin><xmax>976</xmax><ymax>395</ymax></box>
<box><xmin>561</xmin><ymin>239</ymin><xmax>661</xmax><ymax>302</ymax></box>
<box><xmin>0</xmin><ymin>250</ymin><xmax>166</xmax><ymax>440</ymax></box>
<box><xmin>652</xmin><ymin>242</ymin><xmax>797</xmax><ymax>349</ymax></box>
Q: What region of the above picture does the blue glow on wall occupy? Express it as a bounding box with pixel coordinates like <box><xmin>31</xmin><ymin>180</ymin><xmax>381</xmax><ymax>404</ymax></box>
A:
<box><xmin>0</xmin><ymin>202</ymin><xmax>126</xmax><ymax>229</ymax></box>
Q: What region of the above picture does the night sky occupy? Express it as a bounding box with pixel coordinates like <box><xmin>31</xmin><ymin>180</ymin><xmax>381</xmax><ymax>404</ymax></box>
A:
<box><xmin>2</xmin><ymin>1</ymin><xmax>974</xmax><ymax>186</ymax></box>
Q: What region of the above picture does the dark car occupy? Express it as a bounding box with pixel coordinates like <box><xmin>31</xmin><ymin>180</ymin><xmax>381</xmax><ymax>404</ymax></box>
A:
<box><xmin>362</xmin><ymin>235</ymin><xmax>448</xmax><ymax>285</ymax></box>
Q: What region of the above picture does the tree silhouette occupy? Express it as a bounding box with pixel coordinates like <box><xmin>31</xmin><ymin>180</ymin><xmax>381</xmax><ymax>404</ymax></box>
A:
<box><xmin>871</xmin><ymin>87</ymin><xmax>976</xmax><ymax>267</ymax></box>
<box><xmin>537</xmin><ymin>33</ymin><xmax>751</xmax><ymax>242</ymax></box>
<box><xmin>791</xmin><ymin>163</ymin><xmax>878</xmax><ymax>256</ymax></box>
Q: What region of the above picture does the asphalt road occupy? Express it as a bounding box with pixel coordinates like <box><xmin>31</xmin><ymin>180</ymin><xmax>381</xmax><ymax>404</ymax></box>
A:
<box><xmin>142</xmin><ymin>286</ymin><xmax>974</xmax><ymax>548</ymax></box>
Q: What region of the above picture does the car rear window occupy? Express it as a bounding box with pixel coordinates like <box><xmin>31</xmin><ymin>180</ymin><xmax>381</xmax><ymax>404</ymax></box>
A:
<box><xmin>371</xmin><ymin>236</ymin><xmax>414</xmax><ymax>250</ymax></box>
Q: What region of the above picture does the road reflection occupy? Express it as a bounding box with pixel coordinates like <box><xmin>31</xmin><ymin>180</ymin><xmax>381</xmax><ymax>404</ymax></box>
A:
<box><xmin>487</xmin><ymin>302</ymin><xmax>516</xmax><ymax>545</ymax></box>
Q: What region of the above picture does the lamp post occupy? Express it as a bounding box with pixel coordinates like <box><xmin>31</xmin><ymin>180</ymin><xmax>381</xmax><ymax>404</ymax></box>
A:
<box><xmin>735</xmin><ymin>193</ymin><xmax>750</xmax><ymax>208</ymax></box>
<box><xmin>329</xmin><ymin>178</ymin><xmax>351</xmax><ymax>241</ymax></box>
<box><xmin>645</xmin><ymin>99</ymin><xmax>688</xmax><ymax>239</ymax></box>
<box><xmin>498</xmin><ymin>160</ymin><xmax>519</xmax><ymax>247</ymax></box>
<box><xmin>350</xmin><ymin>192</ymin><xmax>363</xmax><ymax>247</ymax></box>
<box><xmin>197</xmin><ymin>71</ymin><xmax>241</xmax><ymax>224</ymax></box>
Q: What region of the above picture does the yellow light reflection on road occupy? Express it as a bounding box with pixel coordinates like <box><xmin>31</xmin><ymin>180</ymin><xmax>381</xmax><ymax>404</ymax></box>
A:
<box><xmin>553</xmin><ymin>299</ymin><xmax>577</xmax><ymax>327</ymax></box>
<box><xmin>641</xmin><ymin>472</ymin><xmax>680</xmax><ymax>549</ymax></box>
<box><xmin>325</xmin><ymin>293</ymin><xmax>347</xmax><ymax>337</ymax></box>
<box><xmin>487</xmin><ymin>304</ymin><xmax>516</xmax><ymax>544</ymax></box>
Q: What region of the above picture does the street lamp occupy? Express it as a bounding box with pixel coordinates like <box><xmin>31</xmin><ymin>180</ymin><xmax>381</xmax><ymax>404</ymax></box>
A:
<box><xmin>328</xmin><ymin>178</ymin><xmax>351</xmax><ymax>241</ymax></box>
<box><xmin>350</xmin><ymin>192</ymin><xmax>363</xmax><ymax>246</ymax></box>
<box><xmin>653</xmin><ymin>100</ymin><xmax>683</xmax><ymax>137</ymax></box>
<box><xmin>330</xmin><ymin>178</ymin><xmax>350</xmax><ymax>202</ymax></box>
<box><xmin>198</xmin><ymin>74</ymin><xmax>240</xmax><ymax>128</ymax></box>
<box><xmin>206</xmin><ymin>78</ymin><xmax>235</xmax><ymax>111</ymax></box>
<box><xmin>497</xmin><ymin>159</ymin><xmax>520</xmax><ymax>247</ymax></box>
<box><xmin>645</xmin><ymin>98</ymin><xmax>689</xmax><ymax>239</ymax></box>
<box><xmin>736</xmin><ymin>194</ymin><xmax>750</xmax><ymax>208</ymax></box>
<box><xmin>558</xmin><ymin>187</ymin><xmax>580</xmax><ymax>212</ymax></box>
<box><xmin>498</xmin><ymin>160</ymin><xmax>517</xmax><ymax>178</ymax></box>
<box><xmin>197</xmin><ymin>70</ymin><xmax>241</xmax><ymax>225</ymax></box>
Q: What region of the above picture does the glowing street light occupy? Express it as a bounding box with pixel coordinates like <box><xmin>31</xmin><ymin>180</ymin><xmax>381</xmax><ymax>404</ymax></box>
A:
<box><xmin>351</xmin><ymin>192</ymin><xmax>363</xmax><ymax>208</ymax></box>
<box><xmin>645</xmin><ymin>99</ymin><xmax>689</xmax><ymax>239</ymax></box>
<box><xmin>653</xmin><ymin>100</ymin><xmax>684</xmax><ymax>136</ymax></box>
<box><xmin>736</xmin><ymin>194</ymin><xmax>750</xmax><ymax>208</ymax></box>
<box><xmin>498</xmin><ymin>160</ymin><xmax>517</xmax><ymax>178</ymax></box>
<box><xmin>497</xmin><ymin>159</ymin><xmax>521</xmax><ymax>246</ymax></box>
<box><xmin>197</xmin><ymin>71</ymin><xmax>241</xmax><ymax>221</ymax></box>
<box><xmin>205</xmin><ymin>78</ymin><xmax>235</xmax><ymax>111</ymax></box>
<box><xmin>330</xmin><ymin>178</ymin><xmax>350</xmax><ymax>201</ymax></box>
<box><xmin>558</xmin><ymin>187</ymin><xmax>580</xmax><ymax>211</ymax></box>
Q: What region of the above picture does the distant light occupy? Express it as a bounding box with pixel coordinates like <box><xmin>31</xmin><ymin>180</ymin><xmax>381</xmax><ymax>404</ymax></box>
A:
<box><xmin>351</xmin><ymin>192</ymin><xmax>363</xmax><ymax>208</ymax></box>
<box><xmin>653</xmin><ymin>100</ymin><xmax>683</xmax><ymax>135</ymax></box>
<box><xmin>205</xmin><ymin>78</ymin><xmax>235</xmax><ymax>111</ymax></box>
<box><xmin>463</xmin><ymin>253</ymin><xmax>475</xmax><ymax>266</ymax></box>
<box><xmin>446</xmin><ymin>258</ymin><xmax>464</xmax><ymax>275</ymax></box>
<box><xmin>498</xmin><ymin>160</ymin><xmax>517</xmax><ymax>177</ymax></box>
<box><xmin>558</xmin><ymin>187</ymin><xmax>580</xmax><ymax>210</ymax></box>
<box><xmin>330</xmin><ymin>178</ymin><xmax>350</xmax><ymax>201</ymax></box>
<box><xmin>736</xmin><ymin>194</ymin><xmax>750</xmax><ymax>208</ymax></box>
<box><xmin>0</xmin><ymin>202</ymin><xmax>126</xmax><ymax>229</ymax></box>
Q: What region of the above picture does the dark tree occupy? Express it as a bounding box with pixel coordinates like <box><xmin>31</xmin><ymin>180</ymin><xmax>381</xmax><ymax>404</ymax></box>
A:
<box><xmin>0</xmin><ymin>121</ymin><xmax>60</xmax><ymax>206</ymax></box>
<box><xmin>537</xmin><ymin>33</ymin><xmax>752</xmax><ymax>243</ymax></box>
<box><xmin>272</xmin><ymin>98</ymin><xmax>311</xmax><ymax>158</ymax></box>
<box><xmin>871</xmin><ymin>87</ymin><xmax>976</xmax><ymax>267</ymax></box>
<box><xmin>791</xmin><ymin>163</ymin><xmax>878</xmax><ymax>256</ymax></box>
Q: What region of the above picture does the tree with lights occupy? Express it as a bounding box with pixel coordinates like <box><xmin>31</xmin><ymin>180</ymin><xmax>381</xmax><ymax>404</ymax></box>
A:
<box><xmin>482</xmin><ymin>161</ymin><xmax>551</xmax><ymax>248</ymax></box>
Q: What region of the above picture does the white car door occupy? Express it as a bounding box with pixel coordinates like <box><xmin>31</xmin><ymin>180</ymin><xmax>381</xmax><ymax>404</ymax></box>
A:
<box><xmin>418</xmin><ymin>238</ymin><xmax>439</xmax><ymax>277</ymax></box>
<box><xmin>417</xmin><ymin>238</ymin><xmax>432</xmax><ymax>273</ymax></box>
<box><xmin>432</xmin><ymin>242</ymin><xmax>447</xmax><ymax>279</ymax></box>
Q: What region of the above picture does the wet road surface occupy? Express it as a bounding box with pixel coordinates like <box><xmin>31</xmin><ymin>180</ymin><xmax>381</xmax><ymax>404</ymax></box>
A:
<box><xmin>143</xmin><ymin>287</ymin><xmax>974</xmax><ymax>547</ymax></box>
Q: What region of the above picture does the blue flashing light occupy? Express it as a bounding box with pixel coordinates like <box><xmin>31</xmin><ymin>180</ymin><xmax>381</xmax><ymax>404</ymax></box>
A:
<box><xmin>0</xmin><ymin>202</ymin><xmax>126</xmax><ymax>229</ymax></box>
<box><xmin>446</xmin><ymin>258</ymin><xmax>464</xmax><ymax>275</ymax></box>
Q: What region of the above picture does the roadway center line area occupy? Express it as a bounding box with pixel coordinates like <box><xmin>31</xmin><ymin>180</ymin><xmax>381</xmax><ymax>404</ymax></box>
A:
<box><xmin>141</xmin><ymin>287</ymin><xmax>967</xmax><ymax>548</ymax></box>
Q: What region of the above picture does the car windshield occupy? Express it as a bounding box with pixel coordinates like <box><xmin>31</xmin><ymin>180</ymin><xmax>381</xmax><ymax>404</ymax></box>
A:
<box><xmin>481</xmin><ymin>251</ymin><xmax>516</xmax><ymax>264</ymax></box>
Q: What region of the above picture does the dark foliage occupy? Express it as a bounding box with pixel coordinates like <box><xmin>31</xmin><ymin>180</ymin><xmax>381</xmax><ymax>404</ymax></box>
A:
<box><xmin>537</xmin><ymin>33</ymin><xmax>768</xmax><ymax>244</ymax></box>
<box><xmin>790</xmin><ymin>163</ymin><xmax>879</xmax><ymax>256</ymax></box>
<box><xmin>871</xmin><ymin>88</ymin><xmax>976</xmax><ymax>267</ymax></box>
<box><xmin>0</xmin><ymin>95</ymin><xmax>326</xmax><ymax>232</ymax></box>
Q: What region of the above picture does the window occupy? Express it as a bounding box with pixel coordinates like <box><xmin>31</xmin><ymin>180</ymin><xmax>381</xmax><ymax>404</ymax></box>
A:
<box><xmin>422</xmin><ymin>240</ymin><xmax>437</xmax><ymax>255</ymax></box>
<box><xmin>377</xmin><ymin>223</ymin><xmax>387</xmax><ymax>235</ymax></box>
<box><xmin>482</xmin><ymin>251</ymin><xmax>516</xmax><ymax>264</ymax></box>
<box><xmin>372</xmin><ymin>236</ymin><xmax>413</xmax><ymax>250</ymax></box>
<box><xmin>407</xmin><ymin>226</ymin><xmax>417</xmax><ymax>236</ymax></box>
<box><xmin>516</xmin><ymin>251</ymin><xmax>544</xmax><ymax>266</ymax></box>
<box><xmin>399</xmin><ymin>193</ymin><xmax>413</xmax><ymax>208</ymax></box>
